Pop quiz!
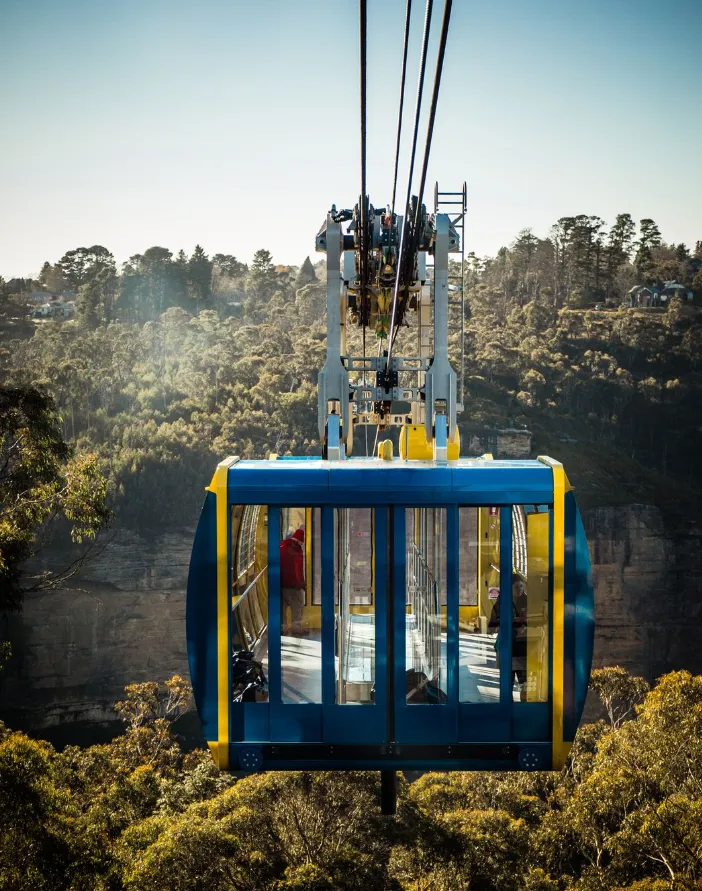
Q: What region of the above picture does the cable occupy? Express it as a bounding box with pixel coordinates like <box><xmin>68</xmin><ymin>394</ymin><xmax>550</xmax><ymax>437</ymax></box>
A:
<box><xmin>363</xmin><ymin>322</ymin><xmax>369</xmax><ymax>456</ymax></box>
<box><xmin>359</xmin><ymin>0</ymin><xmax>368</xmax><ymax>304</ymax></box>
<box><xmin>391</xmin><ymin>0</ymin><xmax>454</xmax><ymax>359</ymax></box>
<box><xmin>413</xmin><ymin>0</ymin><xmax>453</xmax><ymax>235</ymax></box>
<box><xmin>386</xmin><ymin>0</ymin><xmax>434</xmax><ymax>367</ymax></box>
<box><xmin>390</xmin><ymin>0</ymin><xmax>413</xmax><ymax>222</ymax></box>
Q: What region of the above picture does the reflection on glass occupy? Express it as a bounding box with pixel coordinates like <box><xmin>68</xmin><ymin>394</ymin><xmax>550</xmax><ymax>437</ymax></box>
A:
<box><xmin>459</xmin><ymin>505</ymin><xmax>551</xmax><ymax>704</ymax></box>
<box><xmin>405</xmin><ymin>508</ymin><xmax>448</xmax><ymax>704</ymax></box>
<box><xmin>489</xmin><ymin>572</ymin><xmax>528</xmax><ymax>701</ymax></box>
<box><xmin>522</xmin><ymin>505</ymin><xmax>550</xmax><ymax>702</ymax></box>
<box><xmin>231</xmin><ymin>505</ymin><xmax>269</xmax><ymax>702</ymax></box>
<box><xmin>459</xmin><ymin>507</ymin><xmax>500</xmax><ymax>703</ymax></box>
<box><xmin>280</xmin><ymin>508</ymin><xmax>322</xmax><ymax>703</ymax></box>
<box><xmin>335</xmin><ymin>508</ymin><xmax>375</xmax><ymax>704</ymax></box>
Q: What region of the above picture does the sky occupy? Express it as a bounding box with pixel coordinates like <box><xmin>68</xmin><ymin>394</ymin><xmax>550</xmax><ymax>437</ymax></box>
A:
<box><xmin>1</xmin><ymin>0</ymin><xmax>701</xmax><ymax>279</ymax></box>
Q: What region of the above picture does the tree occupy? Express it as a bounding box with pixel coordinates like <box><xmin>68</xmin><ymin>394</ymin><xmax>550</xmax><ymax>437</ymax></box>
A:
<box><xmin>212</xmin><ymin>253</ymin><xmax>247</xmax><ymax>279</ymax></box>
<box><xmin>0</xmin><ymin>386</ymin><xmax>111</xmax><ymax>610</ymax></box>
<box><xmin>635</xmin><ymin>219</ymin><xmax>662</xmax><ymax>283</ymax></box>
<box><xmin>112</xmin><ymin>676</ymin><xmax>191</xmax><ymax>773</ymax></box>
<box><xmin>247</xmin><ymin>248</ymin><xmax>277</xmax><ymax>299</ymax></box>
<box><xmin>76</xmin><ymin>265</ymin><xmax>118</xmax><ymax>328</ymax></box>
<box><xmin>675</xmin><ymin>243</ymin><xmax>690</xmax><ymax>262</ymax></box>
<box><xmin>187</xmin><ymin>244</ymin><xmax>213</xmax><ymax>312</ymax></box>
<box><xmin>37</xmin><ymin>261</ymin><xmax>70</xmax><ymax>293</ymax></box>
<box><xmin>589</xmin><ymin>666</ymin><xmax>650</xmax><ymax>728</ymax></box>
<box><xmin>140</xmin><ymin>247</ymin><xmax>175</xmax><ymax>318</ymax></box>
<box><xmin>606</xmin><ymin>214</ymin><xmax>636</xmax><ymax>278</ymax></box>
<box><xmin>56</xmin><ymin>245</ymin><xmax>115</xmax><ymax>290</ymax></box>
<box><xmin>0</xmin><ymin>733</ymin><xmax>79</xmax><ymax>890</ymax></box>
<box><xmin>295</xmin><ymin>256</ymin><xmax>318</xmax><ymax>289</ymax></box>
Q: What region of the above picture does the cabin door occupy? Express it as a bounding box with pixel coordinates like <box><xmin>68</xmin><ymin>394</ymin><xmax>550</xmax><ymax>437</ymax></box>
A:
<box><xmin>321</xmin><ymin>506</ymin><xmax>388</xmax><ymax>744</ymax></box>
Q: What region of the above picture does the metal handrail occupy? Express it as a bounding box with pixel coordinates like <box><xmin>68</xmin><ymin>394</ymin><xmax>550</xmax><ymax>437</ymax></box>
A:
<box><xmin>233</xmin><ymin>565</ymin><xmax>268</xmax><ymax>651</ymax></box>
<box><xmin>232</xmin><ymin>565</ymin><xmax>267</xmax><ymax>612</ymax></box>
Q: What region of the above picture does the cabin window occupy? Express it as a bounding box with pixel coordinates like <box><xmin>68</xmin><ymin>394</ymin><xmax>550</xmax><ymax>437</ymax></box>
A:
<box><xmin>279</xmin><ymin>507</ymin><xmax>322</xmax><ymax>703</ymax></box>
<box><xmin>459</xmin><ymin>507</ymin><xmax>501</xmax><ymax>703</ymax></box>
<box><xmin>405</xmin><ymin>508</ymin><xmax>448</xmax><ymax>704</ymax></box>
<box><xmin>231</xmin><ymin>505</ymin><xmax>269</xmax><ymax>703</ymax></box>
<box><xmin>334</xmin><ymin>507</ymin><xmax>375</xmax><ymax>704</ymax></box>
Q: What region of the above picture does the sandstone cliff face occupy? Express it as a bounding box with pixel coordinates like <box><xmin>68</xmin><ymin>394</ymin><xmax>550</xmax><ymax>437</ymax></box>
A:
<box><xmin>0</xmin><ymin>530</ymin><xmax>191</xmax><ymax>737</ymax></box>
<box><xmin>1</xmin><ymin>505</ymin><xmax>701</xmax><ymax>737</ymax></box>
<box><xmin>585</xmin><ymin>504</ymin><xmax>702</xmax><ymax>681</ymax></box>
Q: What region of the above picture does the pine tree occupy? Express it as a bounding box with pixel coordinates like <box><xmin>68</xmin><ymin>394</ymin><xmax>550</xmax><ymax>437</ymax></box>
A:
<box><xmin>635</xmin><ymin>218</ymin><xmax>662</xmax><ymax>283</ymax></box>
<box><xmin>187</xmin><ymin>245</ymin><xmax>213</xmax><ymax>312</ymax></box>
<box><xmin>295</xmin><ymin>256</ymin><xmax>317</xmax><ymax>289</ymax></box>
<box><xmin>247</xmin><ymin>249</ymin><xmax>277</xmax><ymax>299</ymax></box>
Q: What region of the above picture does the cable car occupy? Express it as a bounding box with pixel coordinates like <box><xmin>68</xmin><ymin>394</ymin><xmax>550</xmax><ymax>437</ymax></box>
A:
<box><xmin>186</xmin><ymin>0</ymin><xmax>596</xmax><ymax>785</ymax></box>
<box><xmin>187</xmin><ymin>453</ymin><xmax>594</xmax><ymax>775</ymax></box>
<box><xmin>186</xmin><ymin>0</ymin><xmax>595</xmax><ymax>816</ymax></box>
<box><xmin>187</xmin><ymin>181</ymin><xmax>595</xmax><ymax>795</ymax></box>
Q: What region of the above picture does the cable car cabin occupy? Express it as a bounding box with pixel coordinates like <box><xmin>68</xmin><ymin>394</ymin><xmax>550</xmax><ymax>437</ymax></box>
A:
<box><xmin>187</xmin><ymin>455</ymin><xmax>594</xmax><ymax>774</ymax></box>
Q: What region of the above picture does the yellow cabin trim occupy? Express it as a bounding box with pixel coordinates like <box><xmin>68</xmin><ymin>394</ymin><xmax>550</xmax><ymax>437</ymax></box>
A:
<box><xmin>526</xmin><ymin>511</ymin><xmax>550</xmax><ymax>702</ymax></box>
<box><xmin>538</xmin><ymin>455</ymin><xmax>569</xmax><ymax>769</ymax></box>
<box><xmin>210</xmin><ymin>455</ymin><xmax>239</xmax><ymax>769</ymax></box>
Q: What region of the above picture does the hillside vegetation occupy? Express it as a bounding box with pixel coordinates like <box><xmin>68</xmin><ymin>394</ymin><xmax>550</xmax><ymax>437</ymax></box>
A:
<box><xmin>1</xmin><ymin>215</ymin><xmax>701</xmax><ymax>535</ymax></box>
<box><xmin>2</xmin><ymin>664</ymin><xmax>702</xmax><ymax>890</ymax></box>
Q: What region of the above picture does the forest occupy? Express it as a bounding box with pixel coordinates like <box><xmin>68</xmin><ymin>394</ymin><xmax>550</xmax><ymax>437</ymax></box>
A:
<box><xmin>2</xmin><ymin>657</ymin><xmax>702</xmax><ymax>891</ymax></box>
<box><xmin>1</xmin><ymin>214</ymin><xmax>702</xmax><ymax>888</ymax></box>
<box><xmin>1</xmin><ymin>212</ymin><xmax>701</xmax><ymax>559</ymax></box>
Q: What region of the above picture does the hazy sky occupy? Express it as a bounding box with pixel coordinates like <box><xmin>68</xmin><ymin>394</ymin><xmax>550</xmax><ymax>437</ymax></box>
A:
<box><xmin>2</xmin><ymin>0</ymin><xmax>701</xmax><ymax>279</ymax></box>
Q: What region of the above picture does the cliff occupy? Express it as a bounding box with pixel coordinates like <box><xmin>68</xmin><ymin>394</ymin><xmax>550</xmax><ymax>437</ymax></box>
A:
<box><xmin>1</xmin><ymin>504</ymin><xmax>701</xmax><ymax>741</ymax></box>
<box><xmin>0</xmin><ymin>529</ymin><xmax>192</xmax><ymax>743</ymax></box>
<box><xmin>586</xmin><ymin>504</ymin><xmax>702</xmax><ymax>681</ymax></box>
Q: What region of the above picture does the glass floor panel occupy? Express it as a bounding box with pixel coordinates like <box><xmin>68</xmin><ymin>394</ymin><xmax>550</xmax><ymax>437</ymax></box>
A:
<box><xmin>280</xmin><ymin>632</ymin><xmax>322</xmax><ymax>704</ymax></box>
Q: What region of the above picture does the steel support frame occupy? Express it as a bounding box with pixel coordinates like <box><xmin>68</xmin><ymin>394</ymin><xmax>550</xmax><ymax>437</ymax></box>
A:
<box><xmin>424</xmin><ymin>213</ymin><xmax>457</xmax><ymax>458</ymax></box>
<box><xmin>317</xmin><ymin>214</ymin><xmax>350</xmax><ymax>458</ymax></box>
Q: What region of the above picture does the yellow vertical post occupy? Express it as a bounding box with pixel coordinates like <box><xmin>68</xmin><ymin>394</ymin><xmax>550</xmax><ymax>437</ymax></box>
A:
<box><xmin>526</xmin><ymin>511</ymin><xmax>550</xmax><ymax>702</ymax></box>
<box><xmin>207</xmin><ymin>456</ymin><xmax>239</xmax><ymax>769</ymax></box>
<box><xmin>538</xmin><ymin>455</ymin><xmax>570</xmax><ymax>769</ymax></box>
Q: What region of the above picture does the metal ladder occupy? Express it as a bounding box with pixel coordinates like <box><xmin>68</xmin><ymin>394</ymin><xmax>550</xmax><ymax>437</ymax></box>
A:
<box><xmin>434</xmin><ymin>181</ymin><xmax>467</xmax><ymax>411</ymax></box>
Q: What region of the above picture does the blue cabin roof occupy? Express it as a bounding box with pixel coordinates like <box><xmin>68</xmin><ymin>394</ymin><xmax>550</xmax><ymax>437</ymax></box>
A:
<box><xmin>225</xmin><ymin>457</ymin><xmax>556</xmax><ymax>507</ymax></box>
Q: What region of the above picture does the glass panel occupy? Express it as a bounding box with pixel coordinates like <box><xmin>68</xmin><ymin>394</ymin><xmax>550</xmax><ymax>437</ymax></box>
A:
<box><xmin>517</xmin><ymin>505</ymin><xmax>550</xmax><ymax>703</ymax></box>
<box><xmin>280</xmin><ymin>508</ymin><xmax>322</xmax><ymax>703</ymax></box>
<box><xmin>459</xmin><ymin>507</ymin><xmax>500</xmax><ymax>703</ymax></box>
<box><xmin>312</xmin><ymin>508</ymin><xmax>322</xmax><ymax>606</ymax></box>
<box><xmin>335</xmin><ymin>508</ymin><xmax>375</xmax><ymax>704</ymax></box>
<box><xmin>231</xmin><ymin>505</ymin><xmax>268</xmax><ymax>702</ymax></box>
<box><xmin>405</xmin><ymin>508</ymin><xmax>448</xmax><ymax>704</ymax></box>
<box><xmin>236</xmin><ymin>505</ymin><xmax>260</xmax><ymax>589</ymax></box>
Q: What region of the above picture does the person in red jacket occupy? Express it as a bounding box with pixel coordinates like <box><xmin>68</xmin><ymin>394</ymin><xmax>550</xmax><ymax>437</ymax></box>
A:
<box><xmin>280</xmin><ymin>527</ymin><xmax>306</xmax><ymax>636</ymax></box>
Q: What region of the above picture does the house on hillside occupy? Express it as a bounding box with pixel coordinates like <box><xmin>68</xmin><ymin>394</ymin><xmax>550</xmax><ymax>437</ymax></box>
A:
<box><xmin>32</xmin><ymin>294</ymin><xmax>75</xmax><ymax>319</ymax></box>
<box><xmin>626</xmin><ymin>281</ymin><xmax>693</xmax><ymax>308</ymax></box>
<box><xmin>626</xmin><ymin>285</ymin><xmax>660</xmax><ymax>307</ymax></box>
<box><xmin>661</xmin><ymin>281</ymin><xmax>694</xmax><ymax>302</ymax></box>
<box><xmin>28</xmin><ymin>290</ymin><xmax>75</xmax><ymax>305</ymax></box>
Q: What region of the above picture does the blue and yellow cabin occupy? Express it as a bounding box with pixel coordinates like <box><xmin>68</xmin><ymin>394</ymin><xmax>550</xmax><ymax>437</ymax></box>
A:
<box><xmin>186</xmin><ymin>454</ymin><xmax>594</xmax><ymax>774</ymax></box>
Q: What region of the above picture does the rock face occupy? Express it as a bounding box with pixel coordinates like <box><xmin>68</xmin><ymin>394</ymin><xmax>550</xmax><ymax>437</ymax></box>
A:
<box><xmin>585</xmin><ymin>505</ymin><xmax>702</xmax><ymax>681</ymax></box>
<box><xmin>0</xmin><ymin>530</ymin><xmax>191</xmax><ymax>738</ymax></box>
<box><xmin>1</xmin><ymin>504</ymin><xmax>701</xmax><ymax>738</ymax></box>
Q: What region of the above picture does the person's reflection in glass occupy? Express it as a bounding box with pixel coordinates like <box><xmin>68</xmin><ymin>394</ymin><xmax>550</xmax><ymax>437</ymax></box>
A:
<box><xmin>488</xmin><ymin>574</ymin><xmax>528</xmax><ymax>701</ymax></box>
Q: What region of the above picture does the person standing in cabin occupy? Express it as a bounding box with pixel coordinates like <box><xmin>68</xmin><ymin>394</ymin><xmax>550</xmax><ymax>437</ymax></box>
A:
<box><xmin>280</xmin><ymin>527</ymin><xmax>306</xmax><ymax>636</ymax></box>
